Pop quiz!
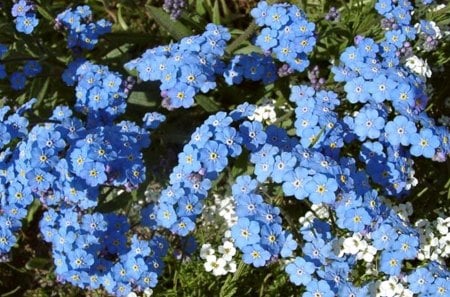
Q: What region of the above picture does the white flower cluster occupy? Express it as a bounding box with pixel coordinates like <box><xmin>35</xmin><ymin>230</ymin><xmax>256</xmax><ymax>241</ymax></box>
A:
<box><xmin>373</xmin><ymin>276</ymin><xmax>414</xmax><ymax>297</ymax></box>
<box><xmin>415</xmin><ymin>216</ymin><xmax>450</xmax><ymax>263</ymax></box>
<box><xmin>336</xmin><ymin>233</ymin><xmax>378</xmax><ymax>263</ymax></box>
<box><xmin>199</xmin><ymin>195</ymin><xmax>238</xmax><ymax>276</ymax></box>
<box><xmin>127</xmin><ymin>288</ymin><xmax>153</xmax><ymax>297</ymax></box>
<box><xmin>404</xmin><ymin>56</ymin><xmax>432</xmax><ymax>78</ymax></box>
<box><xmin>247</xmin><ymin>98</ymin><xmax>277</xmax><ymax>124</ymax></box>
<box><xmin>298</xmin><ymin>203</ymin><xmax>331</xmax><ymax>226</ymax></box>
<box><xmin>200</xmin><ymin>237</ymin><xmax>237</xmax><ymax>276</ymax></box>
<box><xmin>202</xmin><ymin>194</ymin><xmax>237</xmax><ymax>228</ymax></box>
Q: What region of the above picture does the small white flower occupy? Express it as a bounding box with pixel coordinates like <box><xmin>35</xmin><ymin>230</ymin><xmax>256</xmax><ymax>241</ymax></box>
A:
<box><xmin>218</xmin><ymin>240</ymin><xmax>236</xmax><ymax>261</ymax></box>
<box><xmin>342</xmin><ymin>234</ymin><xmax>367</xmax><ymax>255</ymax></box>
<box><xmin>200</xmin><ymin>244</ymin><xmax>215</xmax><ymax>260</ymax></box>
<box><xmin>357</xmin><ymin>244</ymin><xmax>377</xmax><ymax>263</ymax></box>
<box><xmin>225</xmin><ymin>260</ymin><xmax>237</xmax><ymax>273</ymax></box>
<box><xmin>405</xmin><ymin>56</ymin><xmax>432</xmax><ymax>78</ymax></box>
<box><xmin>248</xmin><ymin>99</ymin><xmax>277</xmax><ymax>124</ymax></box>
<box><xmin>377</xmin><ymin>277</ymin><xmax>399</xmax><ymax>297</ymax></box>
<box><xmin>204</xmin><ymin>255</ymin><xmax>227</xmax><ymax>276</ymax></box>
<box><xmin>127</xmin><ymin>293</ymin><xmax>138</xmax><ymax>297</ymax></box>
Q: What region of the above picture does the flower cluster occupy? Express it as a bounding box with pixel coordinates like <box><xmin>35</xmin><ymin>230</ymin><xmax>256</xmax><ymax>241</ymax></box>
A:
<box><xmin>247</xmin><ymin>98</ymin><xmax>278</xmax><ymax>125</ymax></box>
<box><xmin>222</xmin><ymin>53</ymin><xmax>277</xmax><ymax>85</ymax></box>
<box><xmin>11</xmin><ymin>0</ymin><xmax>39</xmax><ymax>34</ymax></box>
<box><xmin>415</xmin><ymin>216</ymin><xmax>450</xmax><ymax>263</ymax></box>
<box><xmin>325</xmin><ymin>7</ymin><xmax>340</xmax><ymax>22</ymax></box>
<box><xmin>39</xmin><ymin>208</ymin><xmax>168</xmax><ymax>296</ymax></box>
<box><xmin>200</xmin><ymin>238</ymin><xmax>237</xmax><ymax>276</ymax></box>
<box><xmin>330</xmin><ymin>12</ymin><xmax>449</xmax><ymax>194</ymax></box>
<box><xmin>230</xmin><ymin>175</ymin><xmax>295</xmax><ymax>267</ymax></box>
<box><xmin>252</xmin><ymin>1</ymin><xmax>316</xmax><ymax>72</ymax></box>
<box><xmin>0</xmin><ymin>57</ymin><xmax>169</xmax><ymax>295</ymax></box>
<box><xmin>375</xmin><ymin>0</ymin><xmax>414</xmax><ymax>32</ymax></box>
<box><xmin>0</xmin><ymin>44</ymin><xmax>42</xmax><ymax>91</ymax></box>
<box><xmin>55</xmin><ymin>5</ymin><xmax>112</xmax><ymax>51</ymax></box>
<box><xmin>141</xmin><ymin>105</ymin><xmax>256</xmax><ymax>236</ymax></box>
<box><xmin>72</xmin><ymin>61</ymin><xmax>132</xmax><ymax>121</ymax></box>
<box><xmin>0</xmin><ymin>100</ymin><xmax>36</xmax><ymax>257</ymax></box>
<box><xmin>125</xmin><ymin>24</ymin><xmax>230</xmax><ymax>109</ymax></box>
<box><xmin>163</xmin><ymin>0</ymin><xmax>187</xmax><ymax>20</ymax></box>
<box><xmin>415</xmin><ymin>19</ymin><xmax>442</xmax><ymax>51</ymax></box>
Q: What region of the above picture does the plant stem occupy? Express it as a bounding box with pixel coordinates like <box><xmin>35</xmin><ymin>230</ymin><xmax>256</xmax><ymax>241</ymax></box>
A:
<box><xmin>225</xmin><ymin>21</ymin><xmax>258</xmax><ymax>55</ymax></box>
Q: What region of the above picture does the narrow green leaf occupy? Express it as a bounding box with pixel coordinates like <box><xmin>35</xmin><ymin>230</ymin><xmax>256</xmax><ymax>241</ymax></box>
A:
<box><xmin>36</xmin><ymin>5</ymin><xmax>54</xmax><ymax>22</ymax></box>
<box><xmin>219</xmin><ymin>0</ymin><xmax>231</xmax><ymax>19</ymax></box>
<box><xmin>25</xmin><ymin>257</ymin><xmax>51</xmax><ymax>270</ymax></box>
<box><xmin>37</xmin><ymin>77</ymin><xmax>50</xmax><ymax>102</ymax></box>
<box><xmin>196</xmin><ymin>94</ymin><xmax>220</xmax><ymax>112</ymax></box>
<box><xmin>26</xmin><ymin>199</ymin><xmax>41</xmax><ymax>225</ymax></box>
<box><xmin>146</xmin><ymin>5</ymin><xmax>192</xmax><ymax>40</ymax></box>
<box><xmin>117</xmin><ymin>4</ymin><xmax>129</xmax><ymax>30</ymax></box>
<box><xmin>212</xmin><ymin>0</ymin><xmax>221</xmax><ymax>24</ymax></box>
<box><xmin>104</xmin><ymin>44</ymin><xmax>131</xmax><ymax>59</ymax></box>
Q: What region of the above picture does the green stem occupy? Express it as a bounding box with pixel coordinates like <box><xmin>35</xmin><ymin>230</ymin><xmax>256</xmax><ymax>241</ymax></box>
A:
<box><xmin>225</xmin><ymin>21</ymin><xmax>258</xmax><ymax>55</ymax></box>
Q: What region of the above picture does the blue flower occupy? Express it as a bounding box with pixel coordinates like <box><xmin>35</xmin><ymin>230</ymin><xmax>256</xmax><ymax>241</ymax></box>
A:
<box><xmin>240</xmin><ymin>121</ymin><xmax>267</xmax><ymax>152</ymax></box>
<box><xmin>353</xmin><ymin>108</ymin><xmax>385</xmax><ymax>140</ymax></box>
<box><xmin>407</xmin><ymin>267</ymin><xmax>434</xmax><ymax>294</ymax></box>
<box><xmin>199</xmin><ymin>140</ymin><xmax>229</xmax><ymax>173</ymax></box>
<box><xmin>231</xmin><ymin>218</ymin><xmax>260</xmax><ymax>248</ymax></box>
<box><xmin>380</xmin><ymin>250</ymin><xmax>403</xmax><ymax>275</ymax></box>
<box><xmin>384</xmin><ymin>115</ymin><xmax>417</xmax><ymax>146</ymax></box>
<box><xmin>409</xmin><ymin>128</ymin><xmax>440</xmax><ymax>158</ymax></box>
<box><xmin>303</xmin><ymin>279</ymin><xmax>334</xmax><ymax>297</ymax></box>
<box><xmin>305</xmin><ymin>173</ymin><xmax>338</xmax><ymax>204</ymax></box>
<box><xmin>9</xmin><ymin>71</ymin><xmax>27</xmax><ymax>90</ymax></box>
<box><xmin>241</xmin><ymin>244</ymin><xmax>271</xmax><ymax>267</ymax></box>
<box><xmin>342</xmin><ymin>207</ymin><xmax>372</xmax><ymax>232</ymax></box>
<box><xmin>282</xmin><ymin>167</ymin><xmax>311</xmax><ymax>200</ymax></box>
<box><xmin>0</xmin><ymin>228</ymin><xmax>17</xmax><ymax>253</ymax></box>
<box><xmin>15</xmin><ymin>14</ymin><xmax>39</xmax><ymax>34</ymax></box>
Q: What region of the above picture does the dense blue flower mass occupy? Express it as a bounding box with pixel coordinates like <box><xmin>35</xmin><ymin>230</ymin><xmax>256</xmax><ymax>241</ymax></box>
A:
<box><xmin>0</xmin><ymin>0</ymin><xmax>449</xmax><ymax>296</ymax></box>
<box><xmin>252</xmin><ymin>1</ymin><xmax>316</xmax><ymax>72</ymax></box>
<box><xmin>125</xmin><ymin>24</ymin><xmax>231</xmax><ymax>109</ymax></box>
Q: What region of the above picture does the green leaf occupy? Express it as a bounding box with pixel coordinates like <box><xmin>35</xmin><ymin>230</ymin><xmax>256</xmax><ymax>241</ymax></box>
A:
<box><xmin>25</xmin><ymin>257</ymin><xmax>51</xmax><ymax>270</ymax></box>
<box><xmin>212</xmin><ymin>0</ymin><xmax>221</xmax><ymax>24</ymax></box>
<box><xmin>96</xmin><ymin>191</ymin><xmax>131</xmax><ymax>213</ymax></box>
<box><xmin>103</xmin><ymin>44</ymin><xmax>132</xmax><ymax>60</ymax></box>
<box><xmin>234</xmin><ymin>44</ymin><xmax>262</xmax><ymax>55</ymax></box>
<box><xmin>25</xmin><ymin>199</ymin><xmax>41</xmax><ymax>225</ymax></box>
<box><xmin>128</xmin><ymin>91</ymin><xmax>158</xmax><ymax>107</ymax></box>
<box><xmin>36</xmin><ymin>5</ymin><xmax>54</xmax><ymax>22</ymax></box>
<box><xmin>196</xmin><ymin>94</ymin><xmax>220</xmax><ymax>112</ymax></box>
<box><xmin>145</xmin><ymin>5</ymin><xmax>192</xmax><ymax>40</ymax></box>
<box><xmin>117</xmin><ymin>4</ymin><xmax>129</xmax><ymax>30</ymax></box>
<box><xmin>219</xmin><ymin>0</ymin><xmax>232</xmax><ymax>19</ymax></box>
<box><xmin>195</xmin><ymin>0</ymin><xmax>207</xmax><ymax>16</ymax></box>
<box><xmin>29</xmin><ymin>77</ymin><xmax>50</xmax><ymax>106</ymax></box>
